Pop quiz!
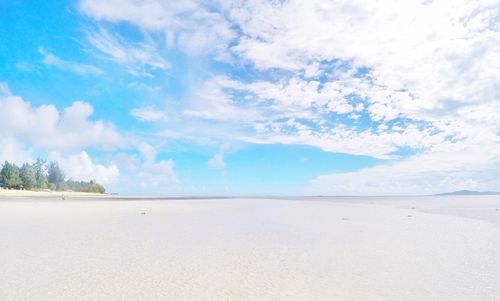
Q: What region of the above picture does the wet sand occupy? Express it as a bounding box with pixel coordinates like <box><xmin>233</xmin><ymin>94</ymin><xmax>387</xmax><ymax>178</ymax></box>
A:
<box><xmin>1</xmin><ymin>196</ymin><xmax>500</xmax><ymax>300</ymax></box>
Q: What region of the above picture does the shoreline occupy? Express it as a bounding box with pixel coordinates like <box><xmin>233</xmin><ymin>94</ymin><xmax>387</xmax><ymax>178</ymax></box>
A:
<box><xmin>0</xmin><ymin>188</ymin><xmax>107</xmax><ymax>198</ymax></box>
<box><xmin>4</xmin><ymin>186</ymin><xmax>500</xmax><ymax>199</ymax></box>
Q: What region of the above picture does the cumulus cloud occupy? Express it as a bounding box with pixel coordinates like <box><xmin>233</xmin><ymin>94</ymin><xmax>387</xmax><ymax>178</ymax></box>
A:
<box><xmin>207</xmin><ymin>153</ymin><xmax>225</xmax><ymax>170</ymax></box>
<box><xmin>90</xmin><ymin>148</ymin><xmax>180</xmax><ymax>194</ymax></box>
<box><xmin>51</xmin><ymin>151</ymin><xmax>120</xmax><ymax>185</ymax></box>
<box><xmin>0</xmin><ymin>137</ymin><xmax>33</xmax><ymax>165</ymax></box>
<box><xmin>40</xmin><ymin>47</ymin><xmax>104</xmax><ymax>75</ymax></box>
<box><xmin>0</xmin><ymin>83</ymin><xmax>130</xmax><ymax>187</ymax></box>
<box><xmin>207</xmin><ymin>143</ymin><xmax>230</xmax><ymax>170</ymax></box>
<box><xmin>0</xmin><ymin>83</ymin><xmax>182</xmax><ymax>193</ymax></box>
<box><xmin>131</xmin><ymin>142</ymin><xmax>178</xmax><ymax>187</ymax></box>
<box><xmin>138</xmin><ymin>159</ymin><xmax>177</xmax><ymax>187</ymax></box>
<box><xmin>0</xmin><ymin>84</ymin><xmax>126</xmax><ymax>152</ymax></box>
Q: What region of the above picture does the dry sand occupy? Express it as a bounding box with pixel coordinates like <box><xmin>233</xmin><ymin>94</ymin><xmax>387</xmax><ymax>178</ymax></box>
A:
<box><xmin>0</xmin><ymin>188</ymin><xmax>106</xmax><ymax>198</ymax></box>
<box><xmin>1</xmin><ymin>195</ymin><xmax>500</xmax><ymax>300</ymax></box>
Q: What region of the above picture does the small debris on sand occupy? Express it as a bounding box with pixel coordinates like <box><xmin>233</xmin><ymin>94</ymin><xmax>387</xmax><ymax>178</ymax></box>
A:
<box><xmin>140</xmin><ymin>212</ymin><xmax>146</xmax><ymax>215</ymax></box>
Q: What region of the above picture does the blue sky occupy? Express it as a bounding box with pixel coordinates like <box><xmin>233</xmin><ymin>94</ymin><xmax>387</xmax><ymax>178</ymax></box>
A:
<box><xmin>1</xmin><ymin>0</ymin><xmax>499</xmax><ymax>195</ymax></box>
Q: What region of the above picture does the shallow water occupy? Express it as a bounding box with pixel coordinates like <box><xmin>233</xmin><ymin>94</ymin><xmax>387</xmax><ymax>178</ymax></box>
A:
<box><xmin>1</xmin><ymin>196</ymin><xmax>500</xmax><ymax>300</ymax></box>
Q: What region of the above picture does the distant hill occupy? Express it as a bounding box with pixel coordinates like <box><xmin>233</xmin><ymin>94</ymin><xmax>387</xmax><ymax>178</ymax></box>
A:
<box><xmin>435</xmin><ymin>190</ymin><xmax>500</xmax><ymax>196</ymax></box>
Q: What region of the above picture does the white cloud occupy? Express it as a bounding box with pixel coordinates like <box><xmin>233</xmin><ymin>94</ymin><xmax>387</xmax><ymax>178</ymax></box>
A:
<box><xmin>127</xmin><ymin>82</ymin><xmax>161</xmax><ymax>93</ymax></box>
<box><xmin>139</xmin><ymin>159</ymin><xmax>177</xmax><ymax>187</ymax></box>
<box><xmin>177</xmin><ymin>75</ymin><xmax>452</xmax><ymax>158</ymax></box>
<box><xmin>15</xmin><ymin>62</ymin><xmax>40</xmax><ymax>73</ymax></box>
<box><xmin>207</xmin><ymin>143</ymin><xmax>232</xmax><ymax>170</ymax></box>
<box><xmin>309</xmin><ymin>142</ymin><xmax>500</xmax><ymax>195</ymax></box>
<box><xmin>183</xmin><ymin>75</ymin><xmax>260</xmax><ymax>122</ymax></box>
<box><xmin>130</xmin><ymin>106</ymin><xmax>167</xmax><ymax>122</ymax></box>
<box><xmin>52</xmin><ymin>151</ymin><xmax>120</xmax><ymax>185</ymax></box>
<box><xmin>0</xmin><ymin>137</ymin><xmax>33</xmax><ymax>166</ymax></box>
<box><xmin>86</xmin><ymin>27</ymin><xmax>169</xmax><ymax>76</ymax></box>
<box><xmin>0</xmin><ymin>83</ymin><xmax>11</xmax><ymax>96</ymax></box>
<box><xmin>229</xmin><ymin>0</ymin><xmax>500</xmax><ymax>120</ymax></box>
<box><xmin>39</xmin><ymin>47</ymin><xmax>104</xmax><ymax>75</ymax></box>
<box><xmin>207</xmin><ymin>152</ymin><xmax>225</xmax><ymax>170</ymax></box>
<box><xmin>0</xmin><ymin>83</ymin><xmax>184</xmax><ymax>194</ymax></box>
<box><xmin>129</xmin><ymin>142</ymin><xmax>178</xmax><ymax>188</ymax></box>
<box><xmin>240</xmin><ymin>121</ymin><xmax>449</xmax><ymax>159</ymax></box>
<box><xmin>0</xmin><ymin>85</ymin><xmax>126</xmax><ymax>152</ymax></box>
<box><xmin>245</xmin><ymin>77</ymin><xmax>354</xmax><ymax>115</ymax></box>
<box><xmin>136</xmin><ymin>142</ymin><xmax>157</xmax><ymax>163</ymax></box>
<box><xmin>75</xmin><ymin>0</ymin><xmax>500</xmax><ymax>194</ymax></box>
<box><xmin>79</xmin><ymin>0</ymin><xmax>500</xmax><ymax>126</ymax></box>
<box><xmin>80</xmin><ymin>0</ymin><xmax>236</xmax><ymax>60</ymax></box>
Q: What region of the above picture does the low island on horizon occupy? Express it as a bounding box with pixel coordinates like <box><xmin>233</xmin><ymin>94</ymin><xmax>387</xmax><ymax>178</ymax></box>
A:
<box><xmin>435</xmin><ymin>190</ymin><xmax>500</xmax><ymax>196</ymax></box>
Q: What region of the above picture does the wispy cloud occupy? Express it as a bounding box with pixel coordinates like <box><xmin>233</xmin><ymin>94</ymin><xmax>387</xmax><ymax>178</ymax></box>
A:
<box><xmin>130</xmin><ymin>106</ymin><xmax>167</xmax><ymax>122</ymax></box>
<box><xmin>127</xmin><ymin>82</ymin><xmax>161</xmax><ymax>93</ymax></box>
<box><xmin>309</xmin><ymin>141</ymin><xmax>500</xmax><ymax>195</ymax></box>
<box><xmin>15</xmin><ymin>62</ymin><xmax>40</xmax><ymax>73</ymax></box>
<box><xmin>86</xmin><ymin>27</ymin><xmax>168</xmax><ymax>77</ymax></box>
<box><xmin>79</xmin><ymin>0</ymin><xmax>236</xmax><ymax>60</ymax></box>
<box><xmin>39</xmin><ymin>47</ymin><xmax>104</xmax><ymax>75</ymax></box>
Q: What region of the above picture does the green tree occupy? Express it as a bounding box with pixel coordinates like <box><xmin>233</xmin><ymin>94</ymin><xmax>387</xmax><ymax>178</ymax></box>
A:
<box><xmin>33</xmin><ymin>158</ymin><xmax>48</xmax><ymax>189</ymax></box>
<box><xmin>48</xmin><ymin>161</ymin><xmax>65</xmax><ymax>189</ymax></box>
<box><xmin>96</xmin><ymin>183</ymin><xmax>105</xmax><ymax>194</ymax></box>
<box><xmin>0</xmin><ymin>161</ymin><xmax>23</xmax><ymax>189</ymax></box>
<box><xmin>64</xmin><ymin>178</ymin><xmax>106</xmax><ymax>193</ymax></box>
<box><xmin>20</xmin><ymin>163</ymin><xmax>36</xmax><ymax>190</ymax></box>
<box><xmin>2</xmin><ymin>159</ymin><xmax>106</xmax><ymax>194</ymax></box>
<box><xmin>48</xmin><ymin>182</ymin><xmax>56</xmax><ymax>191</ymax></box>
<box><xmin>0</xmin><ymin>161</ymin><xmax>7</xmax><ymax>188</ymax></box>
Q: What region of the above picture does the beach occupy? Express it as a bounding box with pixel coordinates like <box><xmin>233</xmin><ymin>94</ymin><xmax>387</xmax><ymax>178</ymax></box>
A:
<box><xmin>0</xmin><ymin>188</ymin><xmax>106</xmax><ymax>198</ymax></box>
<box><xmin>1</xmin><ymin>195</ymin><xmax>500</xmax><ymax>300</ymax></box>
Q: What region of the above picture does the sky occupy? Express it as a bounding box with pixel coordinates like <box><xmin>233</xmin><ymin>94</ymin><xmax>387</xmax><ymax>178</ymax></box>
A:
<box><xmin>0</xmin><ymin>0</ymin><xmax>499</xmax><ymax>196</ymax></box>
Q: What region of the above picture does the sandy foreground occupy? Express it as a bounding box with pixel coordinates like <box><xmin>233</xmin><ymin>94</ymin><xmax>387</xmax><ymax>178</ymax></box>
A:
<box><xmin>1</xmin><ymin>196</ymin><xmax>500</xmax><ymax>300</ymax></box>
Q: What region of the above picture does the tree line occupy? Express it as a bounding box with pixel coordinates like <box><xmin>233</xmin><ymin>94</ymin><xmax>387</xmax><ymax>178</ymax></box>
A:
<box><xmin>0</xmin><ymin>159</ymin><xmax>105</xmax><ymax>194</ymax></box>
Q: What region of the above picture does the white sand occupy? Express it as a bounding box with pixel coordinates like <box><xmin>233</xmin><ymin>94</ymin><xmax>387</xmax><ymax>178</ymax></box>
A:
<box><xmin>0</xmin><ymin>188</ymin><xmax>105</xmax><ymax>197</ymax></box>
<box><xmin>1</xmin><ymin>196</ymin><xmax>500</xmax><ymax>300</ymax></box>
